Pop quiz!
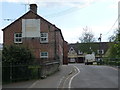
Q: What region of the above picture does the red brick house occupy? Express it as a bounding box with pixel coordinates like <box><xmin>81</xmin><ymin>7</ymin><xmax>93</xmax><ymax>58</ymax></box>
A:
<box><xmin>2</xmin><ymin>4</ymin><xmax>68</xmax><ymax>65</ymax></box>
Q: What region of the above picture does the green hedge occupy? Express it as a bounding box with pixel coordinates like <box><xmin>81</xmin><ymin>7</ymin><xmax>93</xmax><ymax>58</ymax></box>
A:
<box><xmin>2</xmin><ymin>45</ymin><xmax>37</xmax><ymax>84</ymax></box>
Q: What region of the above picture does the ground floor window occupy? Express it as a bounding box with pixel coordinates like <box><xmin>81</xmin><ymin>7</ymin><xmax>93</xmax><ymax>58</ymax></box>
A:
<box><xmin>40</xmin><ymin>52</ymin><xmax>48</xmax><ymax>58</ymax></box>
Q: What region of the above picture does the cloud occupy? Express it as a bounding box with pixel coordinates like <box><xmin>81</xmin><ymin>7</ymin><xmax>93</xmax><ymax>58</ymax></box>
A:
<box><xmin>62</xmin><ymin>19</ymin><xmax>118</xmax><ymax>43</ymax></box>
<box><xmin>62</xmin><ymin>27</ymin><xmax>83</xmax><ymax>43</ymax></box>
<box><xmin>1</xmin><ymin>0</ymin><xmax>27</xmax><ymax>3</ymax></box>
<box><xmin>0</xmin><ymin>0</ymin><xmax>97</xmax><ymax>8</ymax></box>
<box><xmin>1</xmin><ymin>0</ymin><xmax>119</xmax><ymax>43</ymax></box>
<box><xmin>1</xmin><ymin>0</ymin><xmax>119</xmax><ymax>9</ymax></box>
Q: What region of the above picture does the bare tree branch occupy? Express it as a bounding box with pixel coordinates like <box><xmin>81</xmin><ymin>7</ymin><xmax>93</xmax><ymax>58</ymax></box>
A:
<box><xmin>79</xmin><ymin>26</ymin><xmax>96</xmax><ymax>43</ymax></box>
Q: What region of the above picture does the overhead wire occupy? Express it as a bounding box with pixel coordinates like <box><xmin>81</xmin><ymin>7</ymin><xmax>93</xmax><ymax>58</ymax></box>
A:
<box><xmin>44</xmin><ymin>6</ymin><xmax>85</xmax><ymax>18</ymax></box>
<box><xmin>40</xmin><ymin>2</ymin><xmax>119</xmax><ymax>42</ymax></box>
<box><xmin>102</xmin><ymin>15</ymin><xmax>120</xmax><ymax>36</ymax></box>
<box><xmin>43</xmin><ymin>2</ymin><xmax>97</xmax><ymax>18</ymax></box>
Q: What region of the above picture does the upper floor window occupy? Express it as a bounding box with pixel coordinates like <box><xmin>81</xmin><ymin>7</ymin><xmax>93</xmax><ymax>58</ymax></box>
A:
<box><xmin>78</xmin><ymin>50</ymin><xmax>83</xmax><ymax>55</ymax></box>
<box><xmin>97</xmin><ymin>50</ymin><xmax>104</xmax><ymax>54</ymax></box>
<box><xmin>14</xmin><ymin>33</ymin><xmax>22</xmax><ymax>43</ymax></box>
<box><xmin>40</xmin><ymin>33</ymin><xmax>48</xmax><ymax>43</ymax></box>
<box><xmin>40</xmin><ymin>52</ymin><xmax>48</xmax><ymax>58</ymax></box>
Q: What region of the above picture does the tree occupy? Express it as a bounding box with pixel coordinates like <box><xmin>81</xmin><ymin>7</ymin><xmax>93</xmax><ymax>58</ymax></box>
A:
<box><xmin>108</xmin><ymin>29</ymin><xmax>120</xmax><ymax>57</ymax></box>
<box><xmin>79</xmin><ymin>26</ymin><xmax>96</xmax><ymax>43</ymax></box>
<box><xmin>108</xmin><ymin>30</ymin><xmax>119</xmax><ymax>42</ymax></box>
<box><xmin>107</xmin><ymin>29</ymin><xmax>120</xmax><ymax>65</ymax></box>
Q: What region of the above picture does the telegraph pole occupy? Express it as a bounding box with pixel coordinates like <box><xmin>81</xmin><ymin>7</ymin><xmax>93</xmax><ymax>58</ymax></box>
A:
<box><xmin>98</xmin><ymin>33</ymin><xmax>102</xmax><ymax>65</ymax></box>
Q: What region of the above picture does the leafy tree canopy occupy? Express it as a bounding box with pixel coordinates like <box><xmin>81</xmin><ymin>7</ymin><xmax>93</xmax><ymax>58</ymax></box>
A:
<box><xmin>108</xmin><ymin>29</ymin><xmax>120</xmax><ymax>58</ymax></box>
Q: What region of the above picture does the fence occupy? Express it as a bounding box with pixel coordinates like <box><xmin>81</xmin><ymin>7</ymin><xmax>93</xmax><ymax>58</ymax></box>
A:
<box><xmin>2</xmin><ymin>58</ymin><xmax>60</xmax><ymax>84</ymax></box>
<box><xmin>102</xmin><ymin>58</ymin><xmax>120</xmax><ymax>66</ymax></box>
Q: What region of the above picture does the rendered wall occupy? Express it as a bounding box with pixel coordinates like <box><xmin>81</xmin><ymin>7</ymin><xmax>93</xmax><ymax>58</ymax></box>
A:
<box><xmin>22</xmin><ymin>19</ymin><xmax>40</xmax><ymax>38</ymax></box>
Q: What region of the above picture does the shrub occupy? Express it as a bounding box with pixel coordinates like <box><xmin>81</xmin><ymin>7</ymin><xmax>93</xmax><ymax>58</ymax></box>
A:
<box><xmin>2</xmin><ymin>45</ymin><xmax>35</xmax><ymax>83</ymax></box>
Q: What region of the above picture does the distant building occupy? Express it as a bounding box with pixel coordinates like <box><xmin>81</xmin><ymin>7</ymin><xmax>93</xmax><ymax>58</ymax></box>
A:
<box><xmin>2</xmin><ymin>4</ymin><xmax>68</xmax><ymax>65</ymax></box>
<box><xmin>68</xmin><ymin>42</ymin><xmax>110</xmax><ymax>63</ymax></box>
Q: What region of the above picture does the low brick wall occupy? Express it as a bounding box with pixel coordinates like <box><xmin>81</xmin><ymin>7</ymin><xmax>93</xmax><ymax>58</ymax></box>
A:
<box><xmin>40</xmin><ymin>60</ymin><xmax>60</xmax><ymax>78</ymax></box>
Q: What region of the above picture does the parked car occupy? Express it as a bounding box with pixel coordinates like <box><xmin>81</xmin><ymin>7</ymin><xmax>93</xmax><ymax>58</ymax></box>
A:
<box><xmin>69</xmin><ymin>58</ymin><xmax>76</xmax><ymax>63</ymax></box>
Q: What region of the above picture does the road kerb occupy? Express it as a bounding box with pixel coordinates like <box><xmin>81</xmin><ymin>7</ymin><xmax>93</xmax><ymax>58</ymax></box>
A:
<box><xmin>57</xmin><ymin>65</ymin><xmax>75</xmax><ymax>88</ymax></box>
<box><xmin>57</xmin><ymin>65</ymin><xmax>80</xmax><ymax>88</ymax></box>
<box><xmin>68</xmin><ymin>66</ymin><xmax>80</xmax><ymax>88</ymax></box>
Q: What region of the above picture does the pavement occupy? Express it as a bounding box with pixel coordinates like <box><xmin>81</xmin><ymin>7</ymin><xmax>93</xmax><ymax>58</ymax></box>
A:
<box><xmin>2</xmin><ymin>64</ymin><xmax>74</xmax><ymax>88</ymax></box>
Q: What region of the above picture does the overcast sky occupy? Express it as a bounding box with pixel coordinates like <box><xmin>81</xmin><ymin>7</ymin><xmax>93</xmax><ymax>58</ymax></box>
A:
<box><xmin>0</xmin><ymin>0</ymin><xmax>119</xmax><ymax>43</ymax></box>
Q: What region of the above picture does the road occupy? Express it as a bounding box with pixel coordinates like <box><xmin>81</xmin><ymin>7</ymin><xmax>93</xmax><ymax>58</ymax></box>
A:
<box><xmin>70</xmin><ymin>64</ymin><xmax>118</xmax><ymax>88</ymax></box>
<box><xmin>3</xmin><ymin>64</ymin><xmax>119</xmax><ymax>89</ymax></box>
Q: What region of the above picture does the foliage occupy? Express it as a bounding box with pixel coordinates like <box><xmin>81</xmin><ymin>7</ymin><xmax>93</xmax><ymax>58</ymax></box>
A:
<box><xmin>2</xmin><ymin>45</ymin><xmax>34</xmax><ymax>64</ymax></box>
<box><xmin>108</xmin><ymin>29</ymin><xmax>120</xmax><ymax>58</ymax></box>
<box><xmin>108</xmin><ymin>30</ymin><xmax>119</xmax><ymax>42</ymax></box>
<box><xmin>2</xmin><ymin>45</ymin><xmax>36</xmax><ymax>83</ymax></box>
<box><xmin>103</xmin><ymin>58</ymin><xmax>120</xmax><ymax>66</ymax></box>
<box><xmin>0</xmin><ymin>50</ymin><xmax>2</xmax><ymax>62</ymax></box>
<box><xmin>105</xmin><ymin>29</ymin><xmax>120</xmax><ymax>66</ymax></box>
<box><xmin>79</xmin><ymin>26</ymin><xmax>96</xmax><ymax>43</ymax></box>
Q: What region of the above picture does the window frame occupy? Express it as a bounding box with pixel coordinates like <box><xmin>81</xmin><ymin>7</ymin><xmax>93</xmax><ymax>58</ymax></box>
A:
<box><xmin>40</xmin><ymin>33</ymin><xmax>48</xmax><ymax>43</ymax></box>
<box><xmin>40</xmin><ymin>52</ymin><xmax>48</xmax><ymax>58</ymax></box>
<box><xmin>97</xmin><ymin>50</ymin><xmax>104</xmax><ymax>54</ymax></box>
<box><xmin>78</xmin><ymin>50</ymin><xmax>83</xmax><ymax>55</ymax></box>
<box><xmin>14</xmin><ymin>33</ymin><xmax>22</xmax><ymax>43</ymax></box>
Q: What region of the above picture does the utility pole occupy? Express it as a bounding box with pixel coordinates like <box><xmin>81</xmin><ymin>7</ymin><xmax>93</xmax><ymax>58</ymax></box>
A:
<box><xmin>98</xmin><ymin>33</ymin><xmax>102</xmax><ymax>65</ymax></box>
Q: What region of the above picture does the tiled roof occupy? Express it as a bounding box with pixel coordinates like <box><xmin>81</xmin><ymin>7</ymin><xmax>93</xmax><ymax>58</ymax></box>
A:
<box><xmin>68</xmin><ymin>42</ymin><xmax>111</xmax><ymax>54</ymax></box>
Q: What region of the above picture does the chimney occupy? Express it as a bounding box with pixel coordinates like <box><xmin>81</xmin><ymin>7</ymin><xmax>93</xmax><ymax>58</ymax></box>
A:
<box><xmin>30</xmin><ymin>4</ymin><xmax>37</xmax><ymax>13</ymax></box>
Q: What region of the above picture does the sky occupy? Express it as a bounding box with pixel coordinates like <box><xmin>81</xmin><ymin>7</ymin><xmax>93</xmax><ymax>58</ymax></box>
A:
<box><xmin>0</xmin><ymin>0</ymin><xmax>119</xmax><ymax>43</ymax></box>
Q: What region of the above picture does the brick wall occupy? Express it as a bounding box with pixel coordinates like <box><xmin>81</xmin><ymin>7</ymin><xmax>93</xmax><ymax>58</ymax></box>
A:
<box><xmin>63</xmin><ymin>41</ymin><xmax>68</xmax><ymax>65</ymax></box>
<box><xmin>55</xmin><ymin>29</ymin><xmax>64</xmax><ymax>64</ymax></box>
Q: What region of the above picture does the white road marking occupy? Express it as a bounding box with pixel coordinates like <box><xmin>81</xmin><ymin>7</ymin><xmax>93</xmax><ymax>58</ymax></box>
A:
<box><xmin>62</xmin><ymin>70</ymin><xmax>75</xmax><ymax>88</ymax></box>
<box><xmin>62</xmin><ymin>76</ymin><xmax>70</xmax><ymax>88</ymax></box>
<box><xmin>28</xmin><ymin>80</ymin><xmax>39</xmax><ymax>88</ymax></box>
<box><xmin>108</xmin><ymin>66</ymin><xmax>118</xmax><ymax>71</ymax></box>
<box><xmin>57</xmin><ymin>76</ymin><xmax>65</xmax><ymax>89</ymax></box>
<box><xmin>68</xmin><ymin>66</ymin><xmax>80</xmax><ymax>88</ymax></box>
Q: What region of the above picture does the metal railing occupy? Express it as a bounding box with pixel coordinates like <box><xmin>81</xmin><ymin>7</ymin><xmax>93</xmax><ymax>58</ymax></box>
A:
<box><xmin>102</xmin><ymin>58</ymin><xmax>120</xmax><ymax>67</ymax></box>
<box><xmin>2</xmin><ymin>58</ymin><xmax>60</xmax><ymax>84</ymax></box>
